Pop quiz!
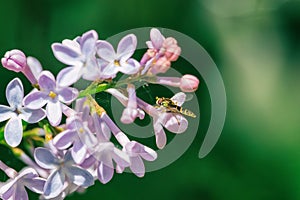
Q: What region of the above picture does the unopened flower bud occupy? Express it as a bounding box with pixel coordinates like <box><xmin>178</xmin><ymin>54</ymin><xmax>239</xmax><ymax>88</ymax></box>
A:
<box><xmin>1</xmin><ymin>49</ymin><xmax>38</xmax><ymax>84</ymax></box>
<box><xmin>1</xmin><ymin>49</ymin><xmax>27</xmax><ymax>72</ymax></box>
<box><xmin>180</xmin><ymin>74</ymin><xmax>199</xmax><ymax>92</ymax></box>
<box><xmin>161</xmin><ymin>37</ymin><xmax>181</xmax><ymax>61</ymax></box>
<box><xmin>151</xmin><ymin>56</ymin><xmax>171</xmax><ymax>74</ymax></box>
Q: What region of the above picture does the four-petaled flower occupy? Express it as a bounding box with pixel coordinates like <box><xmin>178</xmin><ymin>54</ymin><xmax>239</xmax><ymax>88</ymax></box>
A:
<box><xmin>23</xmin><ymin>71</ymin><xmax>78</xmax><ymax>126</ymax></box>
<box><xmin>82</xmin><ymin>141</ymin><xmax>130</xmax><ymax>184</ymax></box>
<box><xmin>34</xmin><ymin>148</ymin><xmax>94</xmax><ymax>199</ymax></box>
<box><xmin>117</xmin><ymin>141</ymin><xmax>157</xmax><ymax>177</ymax></box>
<box><xmin>0</xmin><ymin>78</ymin><xmax>45</xmax><ymax>147</ymax></box>
<box><xmin>96</xmin><ymin>34</ymin><xmax>140</xmax><ymax>78</ymax></box>
<box><xmin>53</xmin><ymin>116</ymin><xmax>97</xmax><ymax>164</ymax></box>
<box><xmin>0</xmin><ymin>167</ymin><xmax>46</xmax><ymax>200</ymax></box>
<box><xmin>52</xmin><ymin>30</ymin><xmax>99</xmax><ymax>87</ymax></box>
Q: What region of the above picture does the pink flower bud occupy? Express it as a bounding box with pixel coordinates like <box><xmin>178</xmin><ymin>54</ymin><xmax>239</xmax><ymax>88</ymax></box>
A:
<box><xmin>180</xmin><ymin>74</ymin><xmax>199</xmax><ymax>92</ymax></box>
<box><xmin>161</xmin><ymin>37</ymin><xmax>181</xmax><ymax>61</ymax></box>
<box><xmin>1</xmin><ymin>49</ymin><xmax>38</xmax><ymax>84</ymax></box>
<box><xmin>1</xmin><ymin>49</ymin><xmax>27</xmax><ymax>72</ymax></box>
<box><xmin>140</xmin><ymin>49</ymin><xmax>156</xmax><ymax>65</ymax></box>
<box><xmin>150</xmin><ymin>56</ymin><xmax>171</xmax><ymax>74</ymax></box>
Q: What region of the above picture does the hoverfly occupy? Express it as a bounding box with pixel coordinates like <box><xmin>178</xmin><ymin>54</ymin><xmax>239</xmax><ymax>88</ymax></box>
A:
<box><xmin>155</xmin><ymin>92</ymin><xmax>196</xmax><ymax>118</ymax></box>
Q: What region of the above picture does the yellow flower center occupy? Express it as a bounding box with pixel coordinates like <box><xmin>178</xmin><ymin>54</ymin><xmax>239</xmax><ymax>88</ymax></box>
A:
<box><xmin>48</xmin><ymin>91</ymin><xmax>57</xmax><ymax>99</ymax></box>
<box><xmin>79</xmin><ymin>128</ymin><xmax>84</xmax><ymax>134</ymax></box>
<box><xmin>114</xmin><ymin>60</ymin><xmax>120</xmax><ymax>67</ymax></box>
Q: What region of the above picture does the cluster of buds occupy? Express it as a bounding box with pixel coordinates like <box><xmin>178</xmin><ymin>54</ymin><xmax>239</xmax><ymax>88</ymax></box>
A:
<box><xmin>0</xmin><ymin>28</ymin><xmax>199</xmax><ymax>199</ymax></box>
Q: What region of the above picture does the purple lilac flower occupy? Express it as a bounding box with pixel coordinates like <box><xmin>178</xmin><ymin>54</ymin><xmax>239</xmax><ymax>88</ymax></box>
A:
<box><xmin>96</xmin><ymin>34</ymin><xmax>140</xmax><ymax>79</ymax></box>
<box><xmin>98</xmin><ymin>113</ymin><xmax>156</xmax><ymax>177</ymax></box>
<box><xmin>23</xmin><ymin>71</ymin><xmax>78</xmax><ymax>126</ymax></box>
<box><xmin>136</xmin><ymin>97</ymin><xmax>188</xmax><ymax>149</ymax></box>
<box><xmin>0</xmin><ymin>161</ymin><xmax>46</xmax><ymax>200</ymax></box>
<box><xmin>34</xmin><ymin>148</ymin><xmax>94</xmax><ymax>199</ymax></box>
<box><xmin>106</xmin><ymin>88</ymin><xmax>145</xmax><ymax>122</ymax></box>
<box><xmin>53</xmin><ymin>116</ymin><xmax>98</xmax><ymax>164</ymax></box>
<box><xmin>120</xmin><ymin>84</ymin><xmax>141</xmax><ymax>124</ymax></box>
<box><xmin>116</xmin><ymin>141</ymin><xmax>157</xmax><ymax>177</ymax></box>
<box><xmin>82</xmin><ymin>140</ymin><xmax>130</xmax><ymax>184</ymax></box>
<box><xmin>52</xmin><ymin>30</ymin><xmax>100</xmax><ymax>87</ymax></box>
<box><xmin>0</xmin><ymin>78</ymin><xmax>45</xmax><ymax>147</ymax></box>
<box><xmin>84</xmin><ymin>112</ymin><xmax>131</xmax><ymax>184</ymax></box>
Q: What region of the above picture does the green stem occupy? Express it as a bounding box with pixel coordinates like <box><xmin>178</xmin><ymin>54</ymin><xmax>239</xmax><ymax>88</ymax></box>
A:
<box><xmin>78</xmin><ymin>82</ymin><xmax>115</xmax><ymax>98</ymax></box>
<box><xmin>77</xmin><ymin>75</ymin><xmax>157</xmax><ymax>98</ymax></box>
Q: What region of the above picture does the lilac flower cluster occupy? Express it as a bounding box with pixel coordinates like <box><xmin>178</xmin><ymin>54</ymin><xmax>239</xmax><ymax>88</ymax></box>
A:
<box><xmin>0</xmin><ymin>28</ymin><xmax>199</xmax><ymax>199</ymax></box>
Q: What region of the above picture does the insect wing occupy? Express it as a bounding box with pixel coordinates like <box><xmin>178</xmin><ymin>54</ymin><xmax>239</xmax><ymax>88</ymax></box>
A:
<box><xmin>171</xmin><ymin>92</ymin><xmax>186</xmax><ymax>106</ymax></box>
<box><xmin>185</xmin><ymin>94</ymin><xmax>194</xmax><ymax>102</ymax></box>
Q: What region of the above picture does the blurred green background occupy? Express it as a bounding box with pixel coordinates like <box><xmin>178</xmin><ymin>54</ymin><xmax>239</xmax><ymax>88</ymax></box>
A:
<box><xmin>1</xmin><ymin>0</ymin><xmax>300</xmax><ymax>199</ymax></box>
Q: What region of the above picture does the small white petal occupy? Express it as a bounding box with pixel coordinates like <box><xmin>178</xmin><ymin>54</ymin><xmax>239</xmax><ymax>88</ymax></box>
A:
<box><xmin>66</xmin><ymin>166</ymin><xmax>94</xmax><ymax>187</ymax></box>
<box><xmin>43</xmin><ymin>169</ymin><xmax>65</xmax><ymax>199</ymax></box>
<box><xmin>4</xmin><ymin>117</ymin><xmax>23</xmax><ymax>147</ymax></box>
<box><xmin>20</xmin><ymin>108</ymin><xmax>46</xmax><ymax>123</ymax></box>
<box><xmin>46</xmin><ymin>101</ymin><xmax>62</xmax><ymax>126</ymax></box>
<box><xmin>6</xmin><ymin>78</ymin><xmax>24</xmax><ymax>109</ymax></box>
<box><xmin>0</xmin><ymin>105</ymin><xmax>14</xmax><ymax>122</ymax></box>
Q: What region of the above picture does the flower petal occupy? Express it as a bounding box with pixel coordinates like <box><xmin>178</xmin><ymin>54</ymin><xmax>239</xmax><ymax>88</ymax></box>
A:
<box><xmin>23</xmin><ymin>177</ymin><xmax>46</xmax><ymax>194</ymax></box>
<box><xmin>80</xmin><ymin>155</ymin><xmax>96</xmax><ymax>169</ymax></box>
<box><xmin>118</xmin><ymin>58</ymin><xmax>140</xmax><ymax>75</ymax></box>
<box><xmin>82</xmin><ymin>57</ymin><xmax>101</xmax><ymax>81</ymax></box>
<box><xmin>80</xmin><ymin>30</ymin><xmax>98</xmax><ymax>56</ymax></box>
<box><xmin>66</xmin><ymin>166</ymin><xmax>94</xmax><ymax>187</ymax></box>
<box><xmin>129</xmin><ymin>156</ymin><xmax>145</xmax><ymax>177</ymax></box>
<box><xmin>6</xmin><ymin>78</ymin><xmax>24</xmax><ymax>109</ymax></box>
<box><xmin>139</xmin><ymin>145</ymin><xmax>157</xmax><ymax>161</ymax></box>
<box><xmin>34</xmin><ymin>147</ymin><xmax>59</xmax><ymax>169</ymax></box>
<box><xmin>20</xmin><ymin>108</ymin><xmax>45</xmax><ymax>123</ymax></box>
<box><xmin>23</xmin><ymin>90</ymin><xmax>47</xmax><ymax>109</ymax></box>
<box><xmin>125</xmin><ymin>141</ymin><xmax>157</xmax><ymax>161</ymax></box>
<box><xmin>100</xmin><ymin>62</ymin><xmax>119</xmax><ymax>79</ymax></box>
<box><xmin>163</xmin><ymin>114</ymin><xmax>188</xmax><ymax>133</ymax></box>
<box><xmin>97</xmin><ymin>161</ymin><xmax>114</xmax><ymax>184</ymax></box>
<box><xmin>17</xmin><ymin>167</ymin><xmax>38</xmax><ymax>179</ymax></box>
<box><xmin>53</xmin><ymin>129</ymin><xmax>76</xmax><ymax>150</ymax></box>
<box><xmin>96</xmin><ymin>40</ymin><xmax>115</xmax><ymax>62</ymax></box>
<box><xmin>57</xmin><ymin>66</ymin><xmax>83</xmax><ymax>87</ymax></box>
<box><xmin>0</xmin><ymin>105</ymin><xmax>14</xmax><ymax>122</ymax></box>
<box><xmin>72</xmin><ymin>140</ymin><xmax>87</xmax><ymax>164</ymax></box>
<box><xmin>38</xmin><ymin>71</ymin><xmax>56</xmax><ymax>92</ymax></box>
<box><xmin>150</xmin><ymin>28</ymin><xmax>165</xmax><ymax>50</ymax></box>
<box><xmin>14</xmin><ymin>184</ymin><xmax>28</xmax><ymax>200</ymax></box>
<box><xmin>117</xmin><ymin>34</ymin><xmax>137</xmax><ymax>60</ymax></box>
<box><xmin>62</xmin><ymin>39</ymin><xmax>81</xmax><ymax>53</ymax></box>
<box><xmin>43</xmin><ymin>169</ymin><xmax>65</xmax><ymax>199</ymax></box>
<box><xmin>92</xmin><ymin>114</ymin><xmax>111</xmax><ymax>142</ymax></box>
<box><xmin>4</xmin><ymin>117</ymin><xmax>23</xmax><ymax>147</ymax></box>
<box><xmin>0</xmin><ymin>179</ymin><xmax>17</xmax><ymax>199</ymax></box>
<box><xmin>27</xmin><ymin>56</ymin><xmax>42</xmax><ymax>80</ymax></box>
<box><xmin>57</xmin><ymin>87</ymin><xmax>78</xmax><ymax>104</ymax></box>
<box><xmin>46</xmin><ymin>101</ymin><xmax>62</xmax><ymax>126</ymax></box>
<box><xmin>51</xmin><ymin>43</ymin><xmax>82</xmax><ymax>66</ymax></box>
<box><xmin>153</xmin><ymin>118</ymin><xmax>167</xmax><ymax>149</ymax></box>
<box><xmin>112</xmin><ymin>148</ymin><xmax>130</xmax><ymax>168</ymax></box>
